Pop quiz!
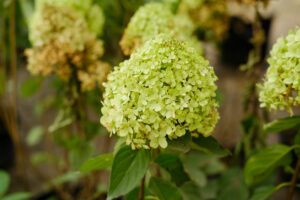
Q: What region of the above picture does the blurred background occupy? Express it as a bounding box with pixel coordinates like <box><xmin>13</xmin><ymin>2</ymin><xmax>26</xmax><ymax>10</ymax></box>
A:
<box><xmin>0</xmin><ymin>0</ymin><xmax>300</xmax><ymax>199</ymax></box>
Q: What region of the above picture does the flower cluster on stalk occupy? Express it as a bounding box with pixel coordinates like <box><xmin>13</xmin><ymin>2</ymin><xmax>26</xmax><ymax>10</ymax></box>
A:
<box><xmin>258</xmin><ymin>27</ymin><xmax>300</xmax><ymax>113</ymax></box>
<box><xmin>25</xmin><ymin>0</ymin><xmax>110</xmax><ymax>91</ymax></box>
<box><xmin>120</xmin><ymin>2</ymin><xmax>202</xmax><ymax>56</ymax></box>
<box><xmin>101</xmin><ymin>34</ymin><xmax>219</xmax><ymax>149</ymax></box>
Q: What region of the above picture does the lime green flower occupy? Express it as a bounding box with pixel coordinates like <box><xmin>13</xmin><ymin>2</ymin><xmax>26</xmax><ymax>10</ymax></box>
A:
<box><xmin>120</xmin><ymin>2</ymin><xmax>202</xmax><ymax>55</ymax></box>
<box><xmin>35</xmin><ymin>0</ymin><xmax>92</xmax><ymax>15</ymax></box>
<box><xmin>258</xmin><ymin>27</ymin><xmax>300</xmax><ymax>113</ymax></box>
<box><xmin>101</xmin><ymin>34</ymin><xmax>219</xmax><ymax>149</ymax></box>
<box><xmin>86</xmin><ymin>5</ymin><xmax>105</xmax><ymax>36</ymax></box>
<box><xmin>29</xmin><ymin>4</ymin><xmax>90</xmax><ymax>49</ymax></box>
<box><xmin>173</xmin><ymin>14</ymin><xmax>203</xmax><ymax>55</ymax></box>
<box><xmin>30</xmin><ymin>0</ymin><xmax>104</xmax><ymax>44</ymax></box>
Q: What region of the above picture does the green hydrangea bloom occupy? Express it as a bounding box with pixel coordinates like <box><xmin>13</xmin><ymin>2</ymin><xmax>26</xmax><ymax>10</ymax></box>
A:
<box><xmin>28</xmin><ymin>5</ymin><xmax>90</xmax><ymax>50</ymax></box>
<box><xmin>25</xmin><ymin>4</ymin><xmax>111</xmax><ymax>91</ymax></box>
<box><xmin>173</xmin><ymin>14</ymin><xmax>203</xmax><ymax>55</ymax></box>
<box><xmin>29</xmin><ymin>0</ymin><xmax>104</xmax><ymax>44</ymax></box>
<box><xmin>101</xmin><ymin>34</ymin><xmax>219</xmax><ymax>149</ymax></box>
<box><xmin>120</xmin><ymin>2</ymin><xmax>202</xmax><ymax>55</ymax></box>
<box><xmin>86</xmin><ymin>5</ymin><xmax>105</xmax><ymax>36</ymax></box>
<box><xmin>258</xmin><ymin>27</ymin><xmax>300</xmax><ymax>113</ymax></box>
<box><xmin>35</xmin><ymin>0</ymin><xmax>92</xmax><ymax>15</ymax></box>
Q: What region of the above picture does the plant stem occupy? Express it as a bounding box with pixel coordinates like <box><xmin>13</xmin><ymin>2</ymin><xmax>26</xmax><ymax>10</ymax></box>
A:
<box><xmin>72</xmin><ymin>66</ymin><xmax>84</xmax><ymax>138</ymax></box>
<box><xmin>9</xmin><ymin>0</ymin><xmax>27</xmax><ymax>188</ymax></box>
<box><xmin>287</xmin><ymin>156</ymin><xmax>300</xmax><ymax>200</ymax></box>
<box><xmin>138</xmin><ymin>176</ymin><xmax>145</xmax><ymax>200</ymax></box>
<box><xmin>155</xmin><ymin>149</ymin><xmax>161</xmax><ymax>177</ymax></box>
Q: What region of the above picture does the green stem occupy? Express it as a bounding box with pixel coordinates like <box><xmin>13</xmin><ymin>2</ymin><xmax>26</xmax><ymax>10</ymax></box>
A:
<box><xmin>9</xmin><ymin>0</ymin><xmax>28</xmax><ymax>188</ymax></box>
<box><xmin>287</xmin><ymin>156</ymin><xmax>300</xmax><ymax>200</ymax></box>
<box><xmin>139</xmin><ymin>176</ymin><xmax>145</xmax><ymax>200</ymax></box>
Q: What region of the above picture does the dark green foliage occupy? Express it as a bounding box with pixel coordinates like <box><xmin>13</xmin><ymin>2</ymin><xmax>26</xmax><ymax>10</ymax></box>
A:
<box><xmin>155</xmin><ymin>153</ymin><xmax>190</xmax><ymax>185</ymax></box>
<box><xmin>108</xmin><ymin>146</ymin><xmax>150</xmax><ymax>199</ymax></box>
<box><xmin>263</xmin><ymin>116</ymin><xmax>300</xmax><ymax>133</ymax></box>
<box><xmin>149</xmin><ymin>176</ymin><xmax>182</xmax><ymax>200</ymax></box>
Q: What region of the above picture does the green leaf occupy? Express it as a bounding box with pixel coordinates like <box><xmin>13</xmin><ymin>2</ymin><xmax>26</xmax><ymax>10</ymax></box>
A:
<box><xmin>20</xmin><ymin>77</ymin><xmax>43</xmax><ymax>98</ymax></box>
<box><xmin>125</xmin><ymin>187</ymin><xmax>140</xmax><ymax>200</ymax></box>
<box><xmin>80</xmin><ymin>153</ymin><xmax>114</xmax><ymax>172</ymax></box>
<box><xmin>192</xmin><ymin>153</ymin><xmax>225</xmax><ymax>175</ymax></box>
<box><xmin>86</xmin><ymin>88</ymin><xmax>102</xmax><ymax>111</ymax></box>
<box><xmin>294</xmin><ymin>130</ymin><xmax>300</xmax><ymax>157</ymax></box>
<box><xmin>181</xmin><ymin>152</ymin><xmax>207</xmax><ymax>187</ymax></box>
<box><xmin>18</xmin><ymin>0</ymin><xmax>34</xmax><ymax>25</ymax></box>
<box><xmin>50</xmin><ymin>171</ymin><xmax>83</xmax><ymax>185</ymax></box>
<box><xmin>48</xmin><ymin>109</ymin><xmax>74</xmax><ymax>133</ymax></box>
<box><xmin>241</xmin><ymin>115</ymin><xmax>258</xmax><ymax>135</ymax></box>
<box><xmin>203</xmin><ymin>158</ymin><xmax>225</xmax><ymax>175</ymax></box>
<box><xmin>26</xmin><ymin>126</ymin><xmax>44</xmax><ymax>146</ymax></box>
<box><xmin>113</xmin><ymin>138</ymin><xmax>126</xmax><ymax>155</ymax></box>
<box><xmin>84</xmin><ymin>121</ymin><xmax>102</xmax><ymax>140</ymax></box>
<box><xmin>180</xmin><ymin>182</ymin><xmax>202</xmax><ymax>200</ymax></box>
<box><xmin>263</xmin><ymin>116</ymin><xmax>300</xmax><ymax>133</ymax></box>
<box><xmin>199</xmin><ymin>179</ymin><xmax>219</xmax><ymax>199</ymax></box>
<box><xmin>125</xmin><ymin>186</ymin><xmax>151</xmax><ymax>200</ymax></box>
<box><xmin>30</xmin><ymin>152</ymin><xmax>55</xmax><ymax>165</ymax></box>
<box><xmin>69</xmin><ymin>142</ymin><xmax>94</xmax><ymax>169</ymax></box>
<box><xmin>107</xmin><ymin>146</ymin><xmax>150</xmax><ymax>200</ymax></box>
<box><xmin>215</xmin><ymin>89</ymin><xmax>225</xmax><ymax>106</ymax></box>
<box><xmin>1</xmin><ymin>192</ymin><xmax>31</xmax><ymax>200</ymax></box>
<box><xmin>155</xmin><ymin>153</ymin><xmax>189</xmax><ymax>185</ymax></box>
<box><xmin>149</xmin><ymin>177</ymin><xmax>182</xmax><ymax>200</ymax></box>
<box><xmin>250</xmin><ymin>185</ymin><xmax>275</xmax><ymax>200</ymax></box>
<box><xmin>191</xmin><ymin>135</ymin><xmax>230</xmax><ymax>157</ymax></box>
<box><xmin>244</xmin><ymin>144</ymin><xmax>293</xmax><ymax>186</ymax></box>
<box><xmin>218</xmin><ymin>168</ymin><xmax>249</xmax><ymax>200</ymax></box>
<box><xmin>0</xmin><ymin>170</ymin><xmax>10</xmax><ymax>197</ymax></box>
<box><xmin>167</xmin><ymin>134</ymin><xmax>191</xmax><ymax>153</ymax></box>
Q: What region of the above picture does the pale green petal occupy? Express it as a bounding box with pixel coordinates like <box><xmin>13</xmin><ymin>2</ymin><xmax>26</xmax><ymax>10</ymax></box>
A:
<box><xmin>101</xmin><ymin>34</ymin><xmax>219</xmax><ymax>149</ymax></box>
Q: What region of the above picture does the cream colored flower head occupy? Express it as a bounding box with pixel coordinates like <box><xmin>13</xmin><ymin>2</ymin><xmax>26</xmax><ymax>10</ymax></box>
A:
<box><xmin>30</xmin><ymin>0</ymin><xmax>104</xmax><ymax>45</ymax></box>
<box><xmin>258</xmin><ymin>27</ymin><xmax>300</xmax><ymax>114</ymax></box>
<box><xmin>101</xmin><ymin>34</ymin><xmax>219</xmax><ymax>149</ymax></box>
<box><xmin>120</xmin><ymin>2</ymin><xmax>202</xmax><ymax>56</ymax></box>
<box><xmin>26</xmin><ymin>4</ymin><xmax>110</xmax><ymax>91</ymax></box>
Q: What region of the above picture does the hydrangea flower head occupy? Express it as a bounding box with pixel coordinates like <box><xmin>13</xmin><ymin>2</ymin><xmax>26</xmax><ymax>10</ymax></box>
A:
<box><xmin>26</xmin><ymin>4</ymin><xmax>111</xmax><ymax>91</ymax></box>
<box><xmin>29</xmin><ymin>4</ymin><xmax>90</xmax><ymax>49</ymax></box>
<box><xmin>86</xmin><ymin>5</ymin><xmax>105</xmax><ymax>36</ymax></box>
<box><xmin>258</xmin><ymin>27</ymin><xmax>300</xmax><ymax>113</ymax></box>
<box><xmin>30</xmin><ymin>0</ymin><xmax>104</xmax><ymax>43</ymax></box>
<box><xmin>120</xmin><ymin>2</ymin><xmax>202</xmax><ymax>55</ymax></box>
<box><xmin>101</xmin><ymin>34</ymin><xmax>219</xmax><ymax>149</ymax></box>
<box><xmin>173</xmin><ymin>14</ymin><xmax>203</xmax><ymax>55</ymax></box>
<box><xmin>35</xmin><ymin>0</ymin><xmax>92</xmax><ymax>15</ymax></box>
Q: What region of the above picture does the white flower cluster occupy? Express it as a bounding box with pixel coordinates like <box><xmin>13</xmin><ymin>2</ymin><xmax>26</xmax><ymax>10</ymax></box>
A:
<box><xmin>259</xmin><ymin>27</ymin><xmax>300</xmax><ymax>113</ymax></box>
<box><xmin>120</xmin><ymin>2</ymin><xmax>202</xmax><ymax>56</ymax></box>
<box><xmin>101</xmin><ymin>34</ymin><xmax>219</xmax><ymax>149</ymax></box>
<box><xmin>30</xmin><ymin>0</ymin><xmax>104</xmax><ymax>44</ymax></box>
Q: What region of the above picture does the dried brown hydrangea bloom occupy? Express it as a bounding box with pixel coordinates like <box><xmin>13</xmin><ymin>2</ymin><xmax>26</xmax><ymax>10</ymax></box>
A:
<box><xmin>78</xmin><ymin>62</ymin><xmax>112</xmax><ymax>91</ymax></box>
<box><xmin>26</xmin><ymin>4</ymin><xmax>111</xmax><ymax>91</ymax></box>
